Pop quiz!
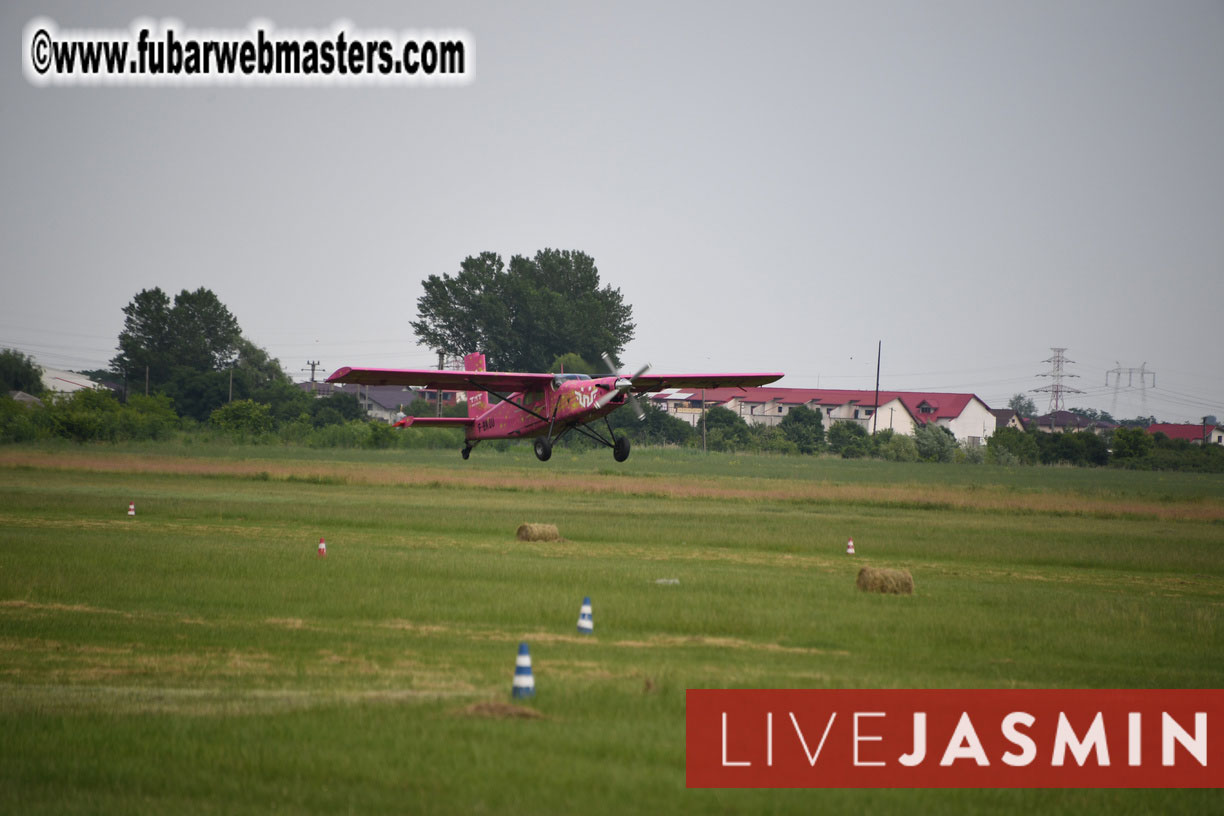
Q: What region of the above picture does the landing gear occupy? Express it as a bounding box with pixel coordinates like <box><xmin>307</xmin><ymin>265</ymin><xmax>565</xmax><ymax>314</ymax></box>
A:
<box><xmin>613</xmin><ymin>435</ymin><xmax>631</xmax><ymax>462</ymax></box>
<box><xmin>461</xmin><ymin>446</ymin><xmax>471</xmax><ymax>460</ymax></box>
<box><xmin>533</xmin><ymin>436</ymin><xmax>553</xmax><ymax>462</ymax></box>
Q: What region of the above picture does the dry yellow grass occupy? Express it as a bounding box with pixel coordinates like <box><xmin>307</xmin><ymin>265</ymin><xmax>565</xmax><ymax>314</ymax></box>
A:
<box><xmin>3</xmin><ymin>449</ymin><xmax>1220</xmax><ymax>522</ymax></box>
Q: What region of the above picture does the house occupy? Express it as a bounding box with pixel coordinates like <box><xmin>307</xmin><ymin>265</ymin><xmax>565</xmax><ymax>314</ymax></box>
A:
<box><xmin>649</xmin><ymin>387</ymin><xmax>997</xmax><ymax>446</ymax></box>
<box><xmin>1146</xmin><ymin>423</ymin><xmax>1224</xmax><ymax>446</ymax></box>
<box><xmin>297</xmin><ymin>381</ymin><xmax>461</xmax><ymax>424</ymax></box>
<box><xmin>1032</xmin><ymin>411</ymin><xmax>1115</xmax><ymax>435</ymax></box>
<box><xmin>40</xmin><ymin>368</ymin><xmax>100</xmax><ymax>396</ymax></box>
<box><xmin>990</xmin><ymin>409</ymin><xmax>1026</xmax><ymax>432</ymax></box>
<box><xmin>7</xmin><ymin>391</ymin><xmax>43</xmax><ymax>406</ymax></box>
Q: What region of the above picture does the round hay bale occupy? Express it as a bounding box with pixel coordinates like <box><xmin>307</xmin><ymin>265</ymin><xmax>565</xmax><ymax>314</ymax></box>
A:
<box><xmin>856</xmin><ymin>566</ymin><xmax>914</xmax><ymax>595</ymax></box>
<box><xmin>516</xmin><ymin>523</ymin><xmax>561</xmax><ymax>542</ymax></box>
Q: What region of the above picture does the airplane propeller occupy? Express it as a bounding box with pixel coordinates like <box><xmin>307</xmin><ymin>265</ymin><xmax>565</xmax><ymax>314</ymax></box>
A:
<box><xmin>596</xmin><ymin>353</ymin><xmax>651</xmax><ymax>419</ymax></box>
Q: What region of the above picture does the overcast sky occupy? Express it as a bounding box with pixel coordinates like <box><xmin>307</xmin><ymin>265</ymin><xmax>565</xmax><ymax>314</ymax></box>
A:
<box><xmin>4</xmin><ymin>1</ymin><xmax>1222</xmax><ymax>422</ymax></box>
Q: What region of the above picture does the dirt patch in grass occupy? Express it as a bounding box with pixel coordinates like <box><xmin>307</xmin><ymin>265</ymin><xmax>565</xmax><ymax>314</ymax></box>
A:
<box><xmin>264</xmin><ymin>617</ymin><xmax>307</xmax><ymax>629</ymax></box>
<box><xmin>612</xmin><ymin>634</ymin><xmax>850</xmax><ymax>657</ymax></box>
<box><xmin>0</xmin><ymin>683</ymin><xmax>478</xmax><ymax>716</ymax></box>
<box><xmin>1</xmin><ymin>599</ymin><xmax>135</xmax><ymax>618</ymax></box>
<box><xmin>457</xmin><ymin>700</ymin><xmax>544</xmax><ymax>720</ymax></box>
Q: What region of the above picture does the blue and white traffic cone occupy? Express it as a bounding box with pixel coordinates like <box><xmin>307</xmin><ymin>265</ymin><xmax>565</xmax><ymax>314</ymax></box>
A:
<box><xmin>577</xmin><ymin>597</ymin><xmax>593</xmax><ymax>635</ymax></box>
<box><xmin>512</xmin><ymin>641</ymin><xmax>535</xmax><ymax>698</ymax></box>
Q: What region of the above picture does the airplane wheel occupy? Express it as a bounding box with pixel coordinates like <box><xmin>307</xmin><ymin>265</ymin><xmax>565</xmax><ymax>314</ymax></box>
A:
<box><xmin>613</xmin><ymin>436</ymin><xmax>631</xmax><ymax>462</ymax></box>
<box><xmin>534</xmin><ymin>436</ymin><xmax>552</xmax><ymax>462</ymax></box>
<box><xmin>461</xmin><ymin>446</ymin><xmax>471</xmax><ymax>460</ymax></box>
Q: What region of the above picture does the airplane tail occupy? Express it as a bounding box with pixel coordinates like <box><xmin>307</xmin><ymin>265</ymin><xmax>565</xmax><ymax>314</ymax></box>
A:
<box><xmin>463</xmin><ymin>353</ymin><xmax>488</xmax><ymax>417</ymax></box>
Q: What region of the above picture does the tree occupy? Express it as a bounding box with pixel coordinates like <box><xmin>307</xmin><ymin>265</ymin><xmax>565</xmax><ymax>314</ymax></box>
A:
<box><xmin>985</xmin><ymin>426</ymin><xmax>1039</xmax><ymax>465</ymax></box>
<box><xmin>1008</xmin><ymin>393</ymin><xmax>1037</xmax><ymax>418</ymax></box>
<box><xmin>702</xmin><ymin>405</ymin><xmax>753</xmax><ymax>451</ymax></box>
<box><xmin>210</xmin><ymin>399</ymin><xmax>274</xmax><ymax>435</ymax></box>
<box><xmin>1111</xmin><ymin>426</ymin><xmax>1153</xmax><ymax>460</ymax></box>
<box><xmin>779</xmin><ymin>405</ymin><xmax>824</xmax><ymax>454</ymax></box>
<box><xmin>877</xmin><ymin>432</ymin><xmax>919</xmax><ymax>462</ymax></box>
<box><xmin>108</xmin><ymin>287</ymin><xmax>291</xmax><ymax>421</ymax></box>
<box><xmin>0</xmin><ymin>348</ymin><xmax>44</xmax><ymax>395</ymax></box>
<box><xmin>110</xmin><ymin>287</ymin><xmax>174</xmax><ymax>388</ymax></box>
<box><xmin>548</xmin><ymin>353</ymin><xmax>597</xmax><ymax>376</ymax></box>
<box><xmin>1069</xmin><ymin>407</ymin><xmax>1115</xmax><ymax>424</ymax></box>
<box><xmin>167</xmin><ymin>288</ymin><xmax>242</xmax><ymax>372</ymax></box>
<box><xmin>310</xmin><ymin>392</ymin><xmax>364</xmax><ymax>427</ymax></box>
<box><xmin>913</xmin><ymin>422</ymin><xmax>959</xmax><ymax>462</ymax></box>
<box><xmin>827</xmin><ymin>420</ymin><xmax>869</xmax><ymax>457</ymax></box>
<box><xmin>412</xmin><ymin>249</ymin><xmax>635</xmax><ymax>373</ymax></box>
<box><xmin>110</xmin><ymin>287</ymin><xmax>242</xmax><ymax>391</ymax></box>
<box><xmin>607</xmin><ymin>401</ymin><xmax>695</xmax><ymax>447</ymax></box>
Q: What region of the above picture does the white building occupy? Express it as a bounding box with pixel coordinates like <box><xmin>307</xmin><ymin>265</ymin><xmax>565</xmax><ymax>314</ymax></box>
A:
<box><xmin>650</xmin><ymin>387</ymin><xmax>997</xmax><ymax>446</ymax></box>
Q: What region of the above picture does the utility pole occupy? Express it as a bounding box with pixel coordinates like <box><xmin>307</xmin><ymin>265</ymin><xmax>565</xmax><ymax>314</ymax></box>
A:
<box><xmin>872</xmin><ymin>340</ymin><xmax>881</xmax><ymax>435</ymax></box>
<box><xmin>701</xmin><ymin>389</ymin><xmax>707</xmax><ymax>453</ymax></box>
<box><xmin>1033</xmin><ymin>347</ymin><xmax>1082</xmax><ymax>413</ymax></box>
<box><xmin>302</xmin><ymin>361</ymin><xmax>321</xmax><ymax>394</ymax></box>
<box><xmin>437</xmin><ymin>350</ymin><xmax>445</xmax><ymax>417</ymax></box>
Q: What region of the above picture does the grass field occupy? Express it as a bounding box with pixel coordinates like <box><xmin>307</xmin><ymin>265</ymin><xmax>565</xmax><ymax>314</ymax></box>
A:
<box><xmin>1</xmin><ymin>443</ymin><xmax>1222</xmax><ymax>814</ymax></box>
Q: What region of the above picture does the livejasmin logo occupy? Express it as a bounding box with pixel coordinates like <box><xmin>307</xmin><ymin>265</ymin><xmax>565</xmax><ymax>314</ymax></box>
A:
<box><xmin>685</xmin><ymin>689</ymin><xmax>1222</xmax><ymax>788</ymax></box>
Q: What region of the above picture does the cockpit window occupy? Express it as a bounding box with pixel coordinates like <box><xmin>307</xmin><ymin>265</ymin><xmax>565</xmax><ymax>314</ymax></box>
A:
<box><xmin>553</xmin><ymin>373</ymin><xmax>591</xmax><ymax>381</ymax></box>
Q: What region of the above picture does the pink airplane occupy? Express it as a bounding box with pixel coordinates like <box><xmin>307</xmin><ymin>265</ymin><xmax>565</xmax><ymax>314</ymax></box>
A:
<box><xmin>327</xmin><ymin>353</ymin><xmax>783</xmax><ymax>462</ymax></box>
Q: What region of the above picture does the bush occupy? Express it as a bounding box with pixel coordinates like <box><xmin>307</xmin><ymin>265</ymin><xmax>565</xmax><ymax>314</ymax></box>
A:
<box><xmin>1111</xmin><ymin>426</ymin><xmax>1153</xmax><ymax>460</ymax></box>
<box><xmin>827</xmin><ymin>421</ymin><xmax>868</xmax><ymax>456</ymax></box>
<box><xmin>210</xmin><ymin>400</ymin><xmax>274</xmax><ymax>436</ymax></box>
<box><xmin>0</xmin><ymin>395</ymin><xmax>48</xmax><ymax>442</ymax></box>
<box><xmin>752</xmin><ymin>425</ymin><xmax>799</xmax><ymax>455</ymax></box>
<box><xmin>913</xmin><ymin>423</ymin><xmax>958</xmax><ymax>462</ymax></box>
<box><xmin>45</xmin><ymin>389</ymin><xmax>122</xmax><ymax>442</ymax></box>
<box><xmin>986</xmin><ymin>427</ymin><xmax>1038</xmax><ymax>465</ymax></box>
<box><xmin>779</xmin><ymin>405</ymin><xmax>824</xmax><ymax>453</ymax></box>
<box><xmin>877</xmin><ymin>432</ymin><xmax>919</xmax><ymax>462</ymax></box>
<box><xmin>121</xmin><ymin>393</ymin><xmax>179</xmax><ymax>440</ymax></box>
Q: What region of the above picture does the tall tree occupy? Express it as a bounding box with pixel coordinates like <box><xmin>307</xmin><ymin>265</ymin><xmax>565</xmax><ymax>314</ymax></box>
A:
<box><xmin>111</xmin><ymin>288</ymin><xmax>243</xmax><ymax>385</ymax></box>
<box><xmin>412</xmin><ymin>249</ymin><xmax>635</xmax><ymax>372</ymax></box>
<box><xmin>110</xmin><ymin>287</ymin><xmax>174</xmax><ymax>387</ymax></box>
<box><xmin>168</xmin><ymin>287</ymin><xmax>241</xmax><ymax>372</ymax></box>
<box><xmin>1008</xmin><ymin>393</ymin><xmax>1038</xmax><ymax>418</ymax></box>
<box><xmin>109</xmin><ymin>287</ymin><xmax>261</xmax><ymax>420</ymax></box>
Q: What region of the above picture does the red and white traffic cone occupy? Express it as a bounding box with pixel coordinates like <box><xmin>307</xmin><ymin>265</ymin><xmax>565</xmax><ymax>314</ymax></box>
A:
<box><xmin>317</xmin><ymin>538</ymin><xmax>327</xmax><ymax>557</ymax></box>
<box><xmin>846</xmin><ymin>537</ymin><xmax>855</xmax><ymax>555</ymax></box>
<box><xmin>128</xmin><ymin>502</ymin><xmax>136</xmax><ymax>517</ymax></box>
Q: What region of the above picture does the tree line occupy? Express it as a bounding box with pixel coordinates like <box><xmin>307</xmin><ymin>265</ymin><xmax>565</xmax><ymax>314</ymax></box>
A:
<box><xmin>2</xmin><ymin>249</ymin><xmax>1221</xmax><ymax>471</ymax></box>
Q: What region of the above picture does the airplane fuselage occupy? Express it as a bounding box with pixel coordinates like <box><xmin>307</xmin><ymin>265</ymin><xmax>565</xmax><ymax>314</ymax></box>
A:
<box><xmin>467</xmin><ymin>376</ymin><xmax>627</xmax><ymax>441</ymax></box>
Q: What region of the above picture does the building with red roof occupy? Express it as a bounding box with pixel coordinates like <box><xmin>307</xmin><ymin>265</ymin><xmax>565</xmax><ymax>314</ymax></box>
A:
<box><xmin>1146</xmin><ymin>423</ymin><xmax>1224</xmax><ymax>446</ymax></box>
<box><xmin>648</xmin><ymin>386</ymin><xmax>998</xmax><ymax>446</ymax></box>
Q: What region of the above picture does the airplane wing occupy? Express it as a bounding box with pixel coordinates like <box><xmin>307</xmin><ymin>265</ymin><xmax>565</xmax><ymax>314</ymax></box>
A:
<box><xmin>328</xmin><ymin>367</ymin><xmax>555</xmax><ymax>393</ymax></box>
<box><xmin>629</xmin><ymin>372</ymin><xmax>784</xmax><ymax>392</ymax></box>
<box><xmin>393</xmin><ymin>416</ymin><xmax>476</xmax><ymax>428</ymax></box>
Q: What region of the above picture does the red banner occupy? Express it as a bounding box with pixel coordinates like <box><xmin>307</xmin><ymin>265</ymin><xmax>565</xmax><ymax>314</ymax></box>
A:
<box><xmin>686</xmin><ymin>689</ymin><xmax>1223</xmax><ymax>788</ymax></box>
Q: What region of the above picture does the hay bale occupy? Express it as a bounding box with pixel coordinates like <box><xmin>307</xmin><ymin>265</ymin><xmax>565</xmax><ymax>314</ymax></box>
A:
<box><xmin>516</xmin><ymin>523</ymin><xmax>561</xmax><ymax>542</ymax></box>
<box><xmin>856</xmin><ymin>566</ymin><xmax>914</xmax><ymax>595</ymax></box>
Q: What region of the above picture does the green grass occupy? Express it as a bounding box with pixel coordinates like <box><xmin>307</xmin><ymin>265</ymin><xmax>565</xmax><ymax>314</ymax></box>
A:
<box><xmin>0</xmin><ymin>445</ymin><xmax>1222</xmax><ymax>814</ymax></box>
